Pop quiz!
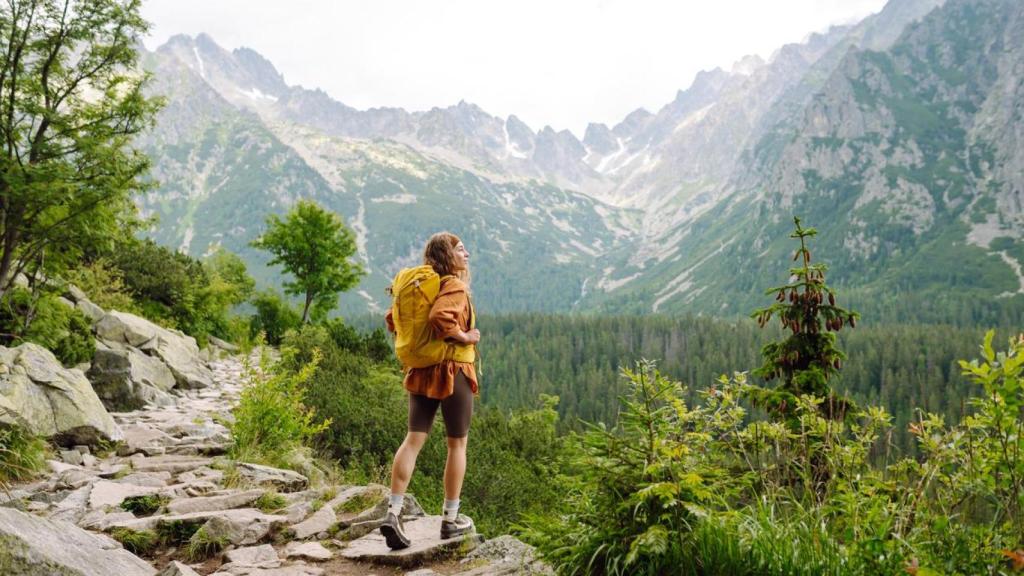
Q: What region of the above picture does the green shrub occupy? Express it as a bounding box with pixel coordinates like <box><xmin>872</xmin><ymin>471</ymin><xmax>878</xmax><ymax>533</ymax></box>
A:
<box><xmin>0</xmin><ymin>425</ymin><xmax>47</xmax><ymax>489</ymax></box>
<box><xmin>110</xmin><ymin>528</ymin><xmax>158</xmax><ymax>556</ymax></box>
<box><xmin>249</xmin><ymin>289</ymin><xmax>302</xmax><ymax>346</ymax></box>
<box><xmin>156</xmin><ymin>520</ymin><xmax>200</xmax><ymax>546</ymax></box>
<box><xmin>63</xmin><ymin>259</ymin><xmax>141</xmax><ymax>314</ymax></box>
<box><xmin>229</xmin><ymin>348</ymin><xmax>330</xmax><ymax>471</ymax></box>
<box><xmin>111</xmin><ymin>240</ymin><xmax>253</xmax><ymax>345</ymax></box>
<box><xmin>0</xmin><ymin>287</ymin><xmax>95</xmax><ymax>365</ymax></box>
<box><xmin>120</xmin><ymin>494</ymin><xmax>169</xmax><ymax>516</ymax></box>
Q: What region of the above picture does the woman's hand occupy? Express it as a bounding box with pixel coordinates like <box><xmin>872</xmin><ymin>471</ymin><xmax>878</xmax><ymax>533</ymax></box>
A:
<box><xmin>457</xmin><ymin>328</ymin><xmax>481</xmax><ymax>344</ymax></box>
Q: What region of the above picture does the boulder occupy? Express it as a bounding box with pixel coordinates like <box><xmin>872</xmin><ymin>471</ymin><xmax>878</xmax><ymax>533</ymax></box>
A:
<box><xmin>0</xmin><ymin>343</ymin><xmax>122</xmax><ymax>446</ymax></box>
<box><xmin>208</xmin><ymin>336</ymin><xmax>239</xmax><ymax>353</ymax></box>
<box><xmin>87</xmin><ymin>348</ymin><xmax>176</xmax><ymax>410</ymax></box>
<box><xmin>77</xmin><ymin>299</ymin><xmax>106</xmax><ymax>323</ymax></box>
<box><xmin>65</xmin><ymin>284</ymin><xmax>89</xmax><ymax>303</ymax></box>
<box><xmin>0</xmin><ymin>506</ymin><xmax>155</xmax><ymax>575</ymax></box>
<box><xmin>94</xmin><ymin>311</ymin><xmax>213</xmax><ymax>389</ymax></box>
<box><xmin>186</xmin><ymin>508</ymin><xmax>289</xmax><ymax>545</ymax></box>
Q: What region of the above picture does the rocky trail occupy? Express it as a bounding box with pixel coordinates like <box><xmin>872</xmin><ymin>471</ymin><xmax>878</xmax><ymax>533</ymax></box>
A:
<box><xmin>1</xmin><ymin>350</ymin><xmax>549</xmax><ymax>575</ymax></box>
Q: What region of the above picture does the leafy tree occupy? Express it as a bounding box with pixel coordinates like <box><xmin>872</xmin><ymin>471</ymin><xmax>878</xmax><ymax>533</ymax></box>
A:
<box><xmin>203</xmin><ymin>247</ymin><xmax>255</xmax><ymax>308</ymax></box>
<box><xmin>249</xmin><ymin>289</ymin><xmax>301</xmax><ymax>346</ymax></box>
<box><xmin>251</xmin><ymin>200</ymin><xmax>363</xmax><ymax>323</ymax></box>
<box><xmin>0</xmin><ymin>0</ymin><xmax>162</xmax><ymax>299</ymax></box>
<box><xmin>750</xmin><ymin>217</ymin><xmax>859</xmax><ymax>418</ymax></box>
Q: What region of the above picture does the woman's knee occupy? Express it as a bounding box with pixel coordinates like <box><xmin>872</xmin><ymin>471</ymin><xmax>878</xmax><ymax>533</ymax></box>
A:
<box><xmin>446</xmin><ymin>435</ymin><xmax>468</xmax><ymax>451</ymax></box>
<box><xmin>402</xmin><ymin>431</ymin><xmax>429</xmax><ymax>452</ymax></box>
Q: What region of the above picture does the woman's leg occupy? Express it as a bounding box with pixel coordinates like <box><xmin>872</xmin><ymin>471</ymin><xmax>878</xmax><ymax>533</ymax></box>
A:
<box><xmin>439</xmin><ymin>371</ymin><xmax>474</xmax><ymax>502</ymax></box>
<box><xmin>390</xmin><ymin>431</ymin><xmax>428</xmax><ymax>494</ymax></box>
<box><xmin>443</xmin><ymin>434</ymin><xmax>468</xmax><ymax>500</ymax></box>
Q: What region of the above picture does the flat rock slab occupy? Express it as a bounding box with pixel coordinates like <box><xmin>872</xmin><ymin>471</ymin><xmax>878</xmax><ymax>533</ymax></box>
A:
<box><xmin>284</xmin><ymin>541</ymin><xmax>333</xmax><ymax>561</ymax></box>
<box><xmin>289</xmin><ymin>502</ymin><xmax>336</xmax><ymax>540</ymax></box>
<box><xmin>210</xmin><ymin>566</ymin><xmax>324</xmax><ymax>576</ymax></box>
<box><xmin>131</xmin><ymin>455</ymin><xmax>213</xmax><ymax>474</ymax></box>
<box><xmin>90</xmin><ymin>479</ymin><xmax>162</xmax><ymax>509</ymax></box>
<box><xmin>166</xmin><ymin>489</ymin><xmax>263</xmax><ymax>514</ymax></box>
<box><xmin>223</xmin><ymin>543</ymin><xmax>280</xmax><ymax>566</ymax></box>
<box><xmin>340</xmin><ymin>515</ymin><xmax>483</xmax><ymax>568</ymax></box>
<box><xmin>0</xmin><ymin>506</ymin><xmax>155</xmax><ymax>576</ymax></box>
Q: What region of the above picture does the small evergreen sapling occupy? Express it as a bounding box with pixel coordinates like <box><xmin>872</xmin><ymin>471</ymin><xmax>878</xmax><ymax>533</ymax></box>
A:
<box><xmin>750</xmin><ymin>217</ymin><xmax>859</xmax><ymax>418</ymax></box>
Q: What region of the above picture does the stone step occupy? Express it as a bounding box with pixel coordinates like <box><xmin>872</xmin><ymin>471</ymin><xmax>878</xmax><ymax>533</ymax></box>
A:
<box><xmin>340</xmin><ymin>516</ymin><xmax>483</xmax><ymax>568</ymax></box>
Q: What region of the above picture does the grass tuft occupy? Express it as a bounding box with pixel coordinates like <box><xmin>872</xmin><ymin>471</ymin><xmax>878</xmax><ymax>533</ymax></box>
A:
<box><xmin>111</xmin><ymin>528</ymin><xmax>158</xmax><ymax>556</ymax></box>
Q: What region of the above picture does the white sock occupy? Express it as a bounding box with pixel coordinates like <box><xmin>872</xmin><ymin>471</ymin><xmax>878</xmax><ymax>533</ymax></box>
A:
<box><xmin>388</xmin><ymin>494</ymin><xmax>404</xmax><ymax>517</ymax></box>
<box><xmin>443</xmin><ymin>499</ymin><xmax>460</xmax><ymax>521</ymax></box>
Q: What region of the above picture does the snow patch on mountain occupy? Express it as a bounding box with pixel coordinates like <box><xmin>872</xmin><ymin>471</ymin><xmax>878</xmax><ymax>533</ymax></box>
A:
<box><xmin>371</xmin><ymin>193</ymin><xmax>417</xmax><ymax>204</ymax></box>
<box><xmin>594</xmin><ymin>138</ymin><xmax>628</xmax><ymax>173</ymax></box>
<box><xmin>502</xmin><ymin>119</ymin><xmax>529</xmax><ymax>160</ymax></box>
<box><xmin>238</xmin><ymin>87</ymin><xmax>279</xmax><ymax>102</ymax></box>
<box><xmin>192</xmin><ymin>46</ymin><xmax>206</xmax><ymax>78</ymax></box>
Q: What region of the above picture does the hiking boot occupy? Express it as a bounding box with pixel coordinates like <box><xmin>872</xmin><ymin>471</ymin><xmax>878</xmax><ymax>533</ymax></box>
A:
<box><xmin>379</xmin><ymin>512</ymin><xmax>411</xmax><ymax>550</ymax></box>
<box><xmin>440</xmin><ymin>513</ymin><xmax>475</xmax><ymax>539</ymax></box>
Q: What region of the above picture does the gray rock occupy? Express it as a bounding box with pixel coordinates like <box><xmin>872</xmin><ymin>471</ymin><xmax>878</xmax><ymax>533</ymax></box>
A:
<box><xmin>165</xmin><ymin>508</ymin><xmax>288</xmax><ymax>546</ymax></box>
<box><xmin>289</xmin><ymin>501</ymin><xmax>336</xmax><ymax>540</ymax></box>
<box><xmin>130</xmin><ymin>454</ymin><xmax>212</xmax><ymax>474</ymax></box>
<box><xmin>461</xmin><ymin>535</ymin><xmax>554</xmax><ymax>575</ymax></box>
<box><xmin>115</xmin><ymin>471</ymin><xmax>172</xmax><ymax>487</ymax></box>
<box><xmin>89</xmin><ymin>479</ymin><xmax>162</xmax><ymax>509</ymax></box>
<box><xmin>166</xmin><ymin>489</ymin><xmax>264</xmax><ymax>515</ymax></box>
<box><xmin>57</xmin><ymin>295</ymin><xmax>77</xmax><ymax>309</ymax></box>
<box><xmin>77</xmin><ymin>299</ymin><xmax>107</xmax><ymax>322</ymax></box>
<box><xmin>340</xmin><ymin>515</ymin><xmax>482</xmax><ymax>568</ymax></box>
<box><xmin>118</xmin><ymin>425</ymin><xmax>179</xmax><ymax>456</ymax></box>
<box><xmin>61</xmin><ymin>449</ymin><xmax>85</xmax><ymax>466</ymax></box>
<box><xmin>223</xmin><ymin>543</ymin><xmax>280</xmax><ymax>567</ymax></box>
<box><xmin>66</xmin><ymin>284</ymin><xmax>89</xmax><ymax>303</ymax></box>
<box><xmin>284</xmin><ymin>541</ymin><xmax>333</xmax><ymax>561</ymax></box>
<box><xmin>0</xmin><ymin>506</ymin><xmax>155</xmax><ymax>575</ymax></box>
<box><xmin>0</xmin><ymin>343</ymin><xmax>122</xmax><ymax>446</ymax></box>
<box><xmin>208</xmin><ymin>336</ymin><xmax>240</xmax><ymax>353</ymax></box>
<box><xmin>94</xmin><ymin>311</ymin><xmax>213</xmax><ymax>389</ymax></box>
<box><xmin>159</xmin><ymin>561</ymin><xmax>202</xmax><ymax>576</ymax></box>
<box><xmin>235</xmin><ymin>462</ymin><xmax>308</xmax><ymax>492</ymax></box>
<box><xmin>48</xmin><ymin>482</ymin><xmax>93</xmax><ymax>524</ymax></box>
<box><xmin>88</xmin><ymin>348</ymin><xmax>176</xmax><ymax>410</ymax></box>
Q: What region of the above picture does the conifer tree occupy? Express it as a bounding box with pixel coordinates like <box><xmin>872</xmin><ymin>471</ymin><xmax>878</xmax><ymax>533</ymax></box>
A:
<box><xmin>750</xmin><ymin>217</ymin><xmax>859</xmax><ymax>417</ymax></box>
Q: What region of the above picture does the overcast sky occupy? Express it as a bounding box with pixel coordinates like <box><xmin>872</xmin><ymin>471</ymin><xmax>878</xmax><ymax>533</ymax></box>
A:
<box><xmin>141</xmin><ymin>0</ymin><xmax>888</xmax><ymax>137</ymax></box>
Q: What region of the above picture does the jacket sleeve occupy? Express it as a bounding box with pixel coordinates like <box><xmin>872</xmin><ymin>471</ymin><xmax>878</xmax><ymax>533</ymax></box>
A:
<box><xmin>429</xmin><ymin>280</ymin><xmax>467</xmax><ymax>340</ymax></box>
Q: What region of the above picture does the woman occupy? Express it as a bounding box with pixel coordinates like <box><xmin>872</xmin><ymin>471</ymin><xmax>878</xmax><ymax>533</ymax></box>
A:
<box><xmin>381</xmin><ymin>232</ymin><xmax>480</xmax><ymax>549</ymax></box>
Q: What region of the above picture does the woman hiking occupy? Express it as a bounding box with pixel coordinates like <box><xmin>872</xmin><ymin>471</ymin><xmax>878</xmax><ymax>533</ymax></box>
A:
<box><xmin>380</xmin><ymin>232</ymin><xmax>480</xmax><ymax>550</ymax></box>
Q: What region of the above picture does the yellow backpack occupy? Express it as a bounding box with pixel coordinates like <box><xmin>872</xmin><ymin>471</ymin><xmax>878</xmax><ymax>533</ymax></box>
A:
<box><xmin>388</xmin><ymin>265</ymin><xmax>476</xmax><ymax>370</ymax></box>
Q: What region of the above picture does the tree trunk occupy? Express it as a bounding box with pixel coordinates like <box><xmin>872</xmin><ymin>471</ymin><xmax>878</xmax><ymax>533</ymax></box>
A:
<box><xmin>302</xmin><ymin>291</ymin><xmax>313</xmax><ymax>324</ymax></box>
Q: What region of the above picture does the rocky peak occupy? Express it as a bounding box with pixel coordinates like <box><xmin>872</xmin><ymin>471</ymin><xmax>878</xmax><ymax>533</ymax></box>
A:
<box><xmin>583</xmin><ymin>122</ymin><xmax>617</xmax><ymax>155</ymax></box>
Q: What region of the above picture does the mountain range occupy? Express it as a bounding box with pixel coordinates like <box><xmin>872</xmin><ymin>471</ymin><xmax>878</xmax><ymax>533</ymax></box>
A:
<box><xmin>137</xmin><ymin>0</ymin><xmax>1024</xmax><ymax>321</ymax></box>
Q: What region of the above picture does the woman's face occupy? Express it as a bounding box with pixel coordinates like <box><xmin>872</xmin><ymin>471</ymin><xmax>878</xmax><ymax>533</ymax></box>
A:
<box><xmin>454</xmin><ymin>241</ymin><xmax>470</xmax><ymax>270</ymax></box>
